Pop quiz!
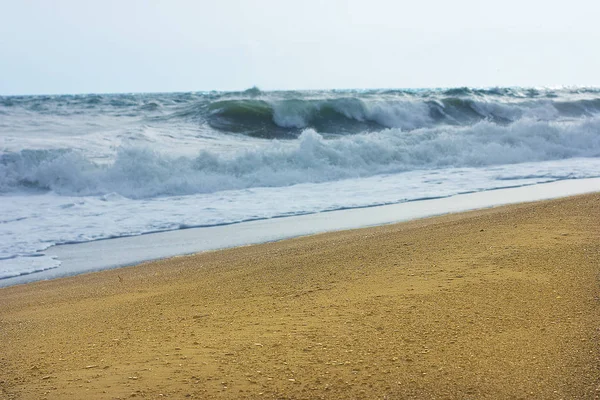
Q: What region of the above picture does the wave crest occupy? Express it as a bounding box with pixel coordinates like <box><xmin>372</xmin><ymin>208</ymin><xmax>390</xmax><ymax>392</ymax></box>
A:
<box><xmin>2</xmin><ymin>116</ymin><xmax>599</xmax><ymax>198</ymax></box>
<box><xmin>200</xmin><ymin>95</ymin><xmax>600</xmax><ymax>138</ymax></box>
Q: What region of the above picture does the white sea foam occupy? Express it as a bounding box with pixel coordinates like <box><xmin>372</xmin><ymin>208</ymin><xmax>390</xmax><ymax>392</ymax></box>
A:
<box><xmin>2</xmin><ymin>117</ymin><xmax>600</xmax><ymax>199</ymax></box>
<box><xmin>2</xmin><ymin>157</ymin><xmax>600</xmax><ymax>280</ymax></box>
<box><xmin>2</xmin><ymin>88</ymin><xmax>600</xmax><ymax>281</ymax></box>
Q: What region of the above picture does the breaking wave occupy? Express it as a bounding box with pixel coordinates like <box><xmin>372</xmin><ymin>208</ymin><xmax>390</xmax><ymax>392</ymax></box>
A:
<box><xmin>2</xmin><ymin>116</ymin><xmax>599</xmax><ymax>198</ymax></box>
<box><xmin>5</xmin><ymin>87</ymin><xmax>600</xmax><ymax>139</ymax></box>
<box><xmin>199</xmin><ymin>94</ymin><xmax>600</xmax><ymax>138</ymax></box>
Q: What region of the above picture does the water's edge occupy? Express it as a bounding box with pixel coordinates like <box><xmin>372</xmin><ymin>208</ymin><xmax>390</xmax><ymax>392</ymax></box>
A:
<box><xmin>2</xmin><ymin>178</ymin><xmax>600</xmax><ymax>288</ymax></box>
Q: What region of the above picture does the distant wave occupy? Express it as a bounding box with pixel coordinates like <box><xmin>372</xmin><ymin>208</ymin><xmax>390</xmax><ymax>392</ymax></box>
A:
<box><xmin>2</xmin><ymin>115</ymin><xmax>599</xmax><ymax>198</ymax></box>
<box><xmin>205</xmin><ymin>98</ymin><xmax>422</xmax><ymax>138</ymax></box>
<box><xmin>199</xmin><ymin>95</ymin><xmax>600</xmax><ymax>139</ymax></box>
<box><xmin>4</xmin><ymin>87</ymin><xmax>600</xmax><ymax>139</ymax></box>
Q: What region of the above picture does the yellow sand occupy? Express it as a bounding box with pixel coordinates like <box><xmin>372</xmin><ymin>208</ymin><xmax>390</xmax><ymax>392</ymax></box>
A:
<box><xmin>1</xmin><ymin>194</ymin><xmax>599</xmax><ymax>399</ymax></box>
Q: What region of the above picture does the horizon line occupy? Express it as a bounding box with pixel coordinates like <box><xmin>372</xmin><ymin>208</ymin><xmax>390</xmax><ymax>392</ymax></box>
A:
<box><xmin>2</xmin><ymin>84</ymin><xmax>598</xmax><ymax>97</ymax></box>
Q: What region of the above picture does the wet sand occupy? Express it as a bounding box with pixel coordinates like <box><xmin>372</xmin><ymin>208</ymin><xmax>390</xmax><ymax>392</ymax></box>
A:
<box><xmin>1</xmin><ymin>194</ymin><xmax>599</xmax><ymax>399</ymax></box>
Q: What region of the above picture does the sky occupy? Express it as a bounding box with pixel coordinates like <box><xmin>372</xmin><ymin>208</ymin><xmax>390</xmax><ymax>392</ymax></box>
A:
<box><xmin>1</xmin><ymin>0</ymin><xmax>600</xmax><ymax>95</ymax></box>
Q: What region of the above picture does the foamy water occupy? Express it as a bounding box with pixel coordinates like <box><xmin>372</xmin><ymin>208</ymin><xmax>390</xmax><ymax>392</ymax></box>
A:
<box><xmin>1</xmin><ymin>87</ymin><xmax>600</xmax><ymax>280</ymax></box>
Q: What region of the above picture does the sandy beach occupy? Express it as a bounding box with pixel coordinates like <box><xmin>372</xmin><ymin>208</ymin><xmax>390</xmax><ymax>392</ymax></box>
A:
<box><xmin>1</xmin><ymin>194</ymin><xmax>599</xmax><ymax>399</ymax></box>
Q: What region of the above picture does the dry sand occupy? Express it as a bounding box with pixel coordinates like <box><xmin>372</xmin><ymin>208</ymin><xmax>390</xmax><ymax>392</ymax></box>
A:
<box><xmin>1</xmin><ymin>194</ymin><xmax>599</xmax><ymax>399</ymax></box>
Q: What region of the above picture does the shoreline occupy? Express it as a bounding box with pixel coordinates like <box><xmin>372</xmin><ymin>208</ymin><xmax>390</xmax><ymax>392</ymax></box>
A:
<box><xmin>1</xmin><ymin>193</ymin><xmax>599</xmax><ymax>399</ymax></box>
<box><xmin>4</xmin><ymin>177</ymin><xmax>600</xmax><ymax>288</ymax></box>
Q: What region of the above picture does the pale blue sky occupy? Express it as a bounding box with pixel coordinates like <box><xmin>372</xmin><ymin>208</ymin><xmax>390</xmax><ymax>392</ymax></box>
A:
<box><xmin>1</xmin><ymin>0</ymin><xmax>599</xmax><ymax>95</ymax></box>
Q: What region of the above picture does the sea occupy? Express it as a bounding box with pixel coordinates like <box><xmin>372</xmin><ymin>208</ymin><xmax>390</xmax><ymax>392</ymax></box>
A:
<box><xmin>2</xmin><ymin>87</ymin><xmax>600</xmax><ymax>281</ymax></box>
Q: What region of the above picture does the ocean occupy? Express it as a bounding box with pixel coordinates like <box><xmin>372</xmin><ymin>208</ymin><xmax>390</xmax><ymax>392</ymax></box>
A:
<box><xmin>2</xmin><ymin>87</ymin><xmax>600</xmax><ymax>281</ymax></box>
